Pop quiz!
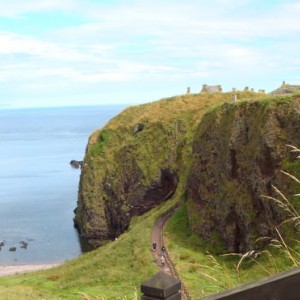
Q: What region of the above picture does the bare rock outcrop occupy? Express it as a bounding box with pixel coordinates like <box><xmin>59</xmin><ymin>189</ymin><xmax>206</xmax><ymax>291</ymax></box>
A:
<box><xmin>186</xmin><ymin>98</ymin><xmax>300</xmax><ymax>253</ymax></box>
<box><xmin>74</xmin><ymin>121</ymin><xmax>179</xmax><ymax>248</ymax></box>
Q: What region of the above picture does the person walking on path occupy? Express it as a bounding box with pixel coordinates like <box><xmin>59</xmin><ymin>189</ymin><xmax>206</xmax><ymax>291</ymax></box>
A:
<box><xmin>160</xmin><ymin>255</ymin><xmax>165</xmax><ymax>267</ymax></box>
<box><xmin>152</xmin><ymin>241</ymin><xmax>157</xmax><ymax>251</ymax></box>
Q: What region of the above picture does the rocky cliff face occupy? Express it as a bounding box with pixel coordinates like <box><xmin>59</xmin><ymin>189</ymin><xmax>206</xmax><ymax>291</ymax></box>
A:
<box><xmin>74</xmin><ymin>92</ymin><xmax>295</xmax><ymax>251</ymax></box>
<box><xmin>74</xmin><ymin>93</ymin><xmax>236</xmax><ymax>247</ymax></box>
<box><xmin>74</xmin><ymin>127</ymin><xmax>179</xmax><ymax>247</ymax></box>
<box><xmin>186</xmin><ymin>97</ymin><xmax>300</xmax><ymax>253</ymax></box>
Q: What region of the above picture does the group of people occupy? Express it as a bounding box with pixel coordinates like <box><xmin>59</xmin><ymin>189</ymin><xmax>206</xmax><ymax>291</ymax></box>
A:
<box><xmin>152</xmin><ymin>242</ymin><xmax>167</xmax><ymax>267</ymax></box>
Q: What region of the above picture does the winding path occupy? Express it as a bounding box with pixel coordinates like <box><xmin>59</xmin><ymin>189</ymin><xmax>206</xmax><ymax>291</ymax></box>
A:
<box><xmin>151</xmin><ymin>205</ymin><xmax>191</xmax><ymax>300</ymax></box>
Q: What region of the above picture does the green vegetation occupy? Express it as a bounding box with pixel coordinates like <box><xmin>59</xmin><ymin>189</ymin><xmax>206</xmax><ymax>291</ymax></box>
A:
<box><xmin>0</xmin><ymin>197</ymin><xmax>177</xmax><ymax>299</ymax></box>
<box><xmin>165</xmin><ymin>145</ymin><xmax>300</xmax><ymax>298</ymax></box>
<box><xmin>185</xmin><ymin>94</ymin><xmax>300</xmax><ymax>253</ymax></box>
<box><xmin>164</xmin><ymin>203</ymin><xmax>300</xmax><ymax>298</ymax></box>
<box><xmin>1</xmin><ymin>91</ymin><xmax>299</xmax><ymax>299</ymax></box>
<box><xmin>90</xmin><ymin>130</ymin><xmax>111</xmax><ymax>156</ymax></box>
<box><xmin>76</xmin><ymin>91</ymin><xmax>267</xmax><ymax>243</ymax></box>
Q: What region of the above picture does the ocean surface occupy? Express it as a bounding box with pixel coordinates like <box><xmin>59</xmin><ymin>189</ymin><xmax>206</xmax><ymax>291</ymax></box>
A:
<box><xmin>0</xmin><ymin>105</ymin><xmax>126</xmax><ymax>265</ymax></box>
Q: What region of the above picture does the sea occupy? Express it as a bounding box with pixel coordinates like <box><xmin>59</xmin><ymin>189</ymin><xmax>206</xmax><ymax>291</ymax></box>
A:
<box><xmin>0</xmin><ymin>105</ymin><xmax>126</xmax><ymax>265</ymax></box>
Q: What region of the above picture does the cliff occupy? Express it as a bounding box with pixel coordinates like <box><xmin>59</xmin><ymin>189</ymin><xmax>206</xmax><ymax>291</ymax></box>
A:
<box><xmin>74</xmin><ymin>93</ymin><xmax>238</xmax><ymax>247</ymax></box>
<box><xmin>74</xmin><ymin>92</ymin><xmax>300</xmax><ymax>252</ymax></box>
<box><xmin>186</xmin><ymin>96</ymin><xmax>300</xmax><ymax>253</ymax></box>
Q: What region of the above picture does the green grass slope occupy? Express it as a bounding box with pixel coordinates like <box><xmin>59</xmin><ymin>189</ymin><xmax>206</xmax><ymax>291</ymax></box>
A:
<box><xmin>0</xmin><ymin>198</ymin><xmax>177</xmax><ymax>299</ymax></box>
<box><xmin>75</xmin><ymin>91</ymin><xmax>265</xmax><ymax>244</ymax></box>
<box><xmin>0</xmin><ymin>91</ymin><xmax>276</xmax><ymax>299</ymax></box>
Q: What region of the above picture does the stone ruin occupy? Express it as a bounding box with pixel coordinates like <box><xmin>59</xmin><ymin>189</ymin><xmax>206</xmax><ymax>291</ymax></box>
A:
<box><xmin>183</xmin><ymin>84</ymin><xmax>269</xmax><ymax>97</ymax></box>
<box><xmin>270</xmin><ymin>81</ymin><xmax>300</xmax><ymax>95</ymax></box>
<box><xmin>200</xmin><ymin>84</ymin><xmax>222</xmax><ymax>93</ymax></box>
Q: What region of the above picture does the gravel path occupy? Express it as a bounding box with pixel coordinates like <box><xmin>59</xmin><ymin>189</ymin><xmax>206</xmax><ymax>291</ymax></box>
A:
<box><xmin>151</xmin><ymin>206</ymin><xmax>191</xmax><ymax>300</ymax></box>
<box><xmin>151</xmin><ymin>214</ymin><xmax>173</xmax><ymax>276</ymax></box>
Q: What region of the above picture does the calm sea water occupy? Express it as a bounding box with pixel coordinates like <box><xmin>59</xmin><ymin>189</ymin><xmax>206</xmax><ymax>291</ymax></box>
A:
<box><xmin>0</xmin><ymin>105</ymin><xmax>126</xmax><ymax>265</ymax></box>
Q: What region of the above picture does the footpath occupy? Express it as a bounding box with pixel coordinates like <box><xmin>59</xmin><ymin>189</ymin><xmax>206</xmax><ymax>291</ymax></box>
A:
<box><xmin>151</xmin><ymin>206</ymin><xmax>192</xmax><ymax>300</ymax></box>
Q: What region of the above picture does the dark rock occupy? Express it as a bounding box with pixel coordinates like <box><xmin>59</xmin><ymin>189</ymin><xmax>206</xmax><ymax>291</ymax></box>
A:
<box><xmin>74</xmin><ymin>138</ymin><xmax>179</xmax><ymax>248</ymax></box>
<box><xmin>186</xmin><ymin>99</ymin><xmax>300</xmax><ymax>253</ymax></box>
<box><xmin>70</xmin><ymin>160</ymin><xmax>83</xmax><ymax>169</ymax></box>
<box><xmin>75</xmin><ymin>165</ymin><xmax>178</xmax><ymax>246</ymax></box>
<box><xmin>73</xmin><ymin>93</ymin><xmax>268</xmax><ymax>250</ymax></box>
<box><xmin>133</xmin><ymin>123</ymin><xmax>144</xmax><ymax>135</ymax></box>
<box><xmin>20</xmin><ymin>241</ymin><xmax>28</xmax><ymax>249</ymax></box>
<box><xmin>9</xmin><ymin>247</ymin><xmax>17</xmax><ymax>252</ymax></box>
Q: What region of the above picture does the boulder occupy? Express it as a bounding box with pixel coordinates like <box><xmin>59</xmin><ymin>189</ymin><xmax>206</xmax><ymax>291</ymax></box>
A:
<box><xmin>133</xmin><ymin>123</ymin><xmax>144</xmax><ymax>135</ymax></box>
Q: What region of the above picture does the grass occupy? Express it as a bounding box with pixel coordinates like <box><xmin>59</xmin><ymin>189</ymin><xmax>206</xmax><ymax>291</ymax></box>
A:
<box><xmin>165</xmin><ymin>145</ymin><xmax>300</xmax><ymax>299</ymax></box>
<box><xmin>164</xmin><ymin>204</ymin><xmax>300</xmax><ymax>299</ymax></box>
<box><xmin>76</xmin><ymin>92</ymin><xmax>241</xmax><ymax>242</ymax></box>
<box><xmin>0</xmin><ymin>197</ymin><xmax>177</xmax><ymax>300</ymax></box>
<box><xmin>186</xmin><ymin>93</ymin><xmax>300</xmax><ymax>252</ymax></box>
<box><xmin>1</xmin><ymin>92</ymin><xmax>298</xmax><ymax>299</ymax></box>
<box><xmin>90</xmin><ymin>130</ymin><xmax>111</xmax><ymax>156</ymax></box>
<box><xmin>1</xmin><ymin>200</ymin><xmax>298</xmax><ymax>300</ymax></box>
<box><xmin>77</xmin><ymin>91</ymin><xmax>267</xmax><ymax>243</ymax></box>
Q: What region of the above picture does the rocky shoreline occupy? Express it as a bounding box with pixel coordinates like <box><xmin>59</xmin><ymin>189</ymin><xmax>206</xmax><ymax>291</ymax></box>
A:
<box><xmin>0</xmin><ymin>263</ymin><xmax>61</xmax><ymax>277</ymax></box>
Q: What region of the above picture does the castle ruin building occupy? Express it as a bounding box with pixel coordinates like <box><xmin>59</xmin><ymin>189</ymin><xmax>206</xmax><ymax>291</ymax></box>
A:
<box><xmin>200</xmin><ymin>84</ymin><xmax>222</xmax><ymax>93</ymax></box>
<box><xmin>270</xmin><ymin>81</ymin><xmax>300</xmax><ymax>95</ymax></box>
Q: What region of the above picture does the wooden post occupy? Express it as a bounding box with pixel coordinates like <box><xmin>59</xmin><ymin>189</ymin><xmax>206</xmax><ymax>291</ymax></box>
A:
<box><xmin>232</xmin><ymin>94</ymin><xmax>237</xmax><ymax>103</ymax></box>
<box><xmin>141</xmin><ymin>271</ymin><xmax>182</xmax><ymax>299</ymax></box>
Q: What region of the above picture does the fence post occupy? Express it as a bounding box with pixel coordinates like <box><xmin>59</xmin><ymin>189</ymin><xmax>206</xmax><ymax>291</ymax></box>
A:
<box><xmin>141</xmin><ymin>271</ymin><xmax>182</xmax><ymax>299</ymax></box>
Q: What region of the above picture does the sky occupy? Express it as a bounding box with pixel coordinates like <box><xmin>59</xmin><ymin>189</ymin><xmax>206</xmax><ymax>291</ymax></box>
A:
<box><xmin>1</xmin><ymin>0</ymin><xmax>300</xmax><ymax>109</ymax></box>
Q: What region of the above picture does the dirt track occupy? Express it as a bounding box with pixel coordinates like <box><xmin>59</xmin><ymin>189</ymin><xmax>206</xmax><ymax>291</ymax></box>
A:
<box><xmin>151</xmin><ymin>207</ymin><xmax>191</xmax><ymax>300</ymax></box>
<box><xmin>151</xmin><ymin>214</ymin><xmax>173</xmax><ymax>275</ymax></box>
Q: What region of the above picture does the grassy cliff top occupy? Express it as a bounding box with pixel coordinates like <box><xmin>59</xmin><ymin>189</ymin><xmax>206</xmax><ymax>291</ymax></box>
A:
<box><xmin>1</xmin><ymin>91</ymin><xmax>291</xmax><ymax>299</ymax></box>
<box><xmin>89</xmin><ymin>91</ymin><xmax>265</xmax><ymax>143</ymax></box>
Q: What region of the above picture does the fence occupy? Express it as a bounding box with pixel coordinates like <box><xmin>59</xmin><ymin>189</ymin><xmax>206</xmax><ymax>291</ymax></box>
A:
<box><xmin>145</xmin><ymin>203</ymin><xmax>300</xmax><ymax>300</ymax></box>
<box><xmin>199</xmin><ymin>266</ymin><xmax>300</xmax><ymax>300</ymax></box>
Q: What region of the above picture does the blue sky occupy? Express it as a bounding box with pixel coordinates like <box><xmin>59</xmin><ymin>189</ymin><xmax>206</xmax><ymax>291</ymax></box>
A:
<box><xmin>1</xmin><ymin>0</ymin><xmax>300</xmax><ymax>108</ymax></box>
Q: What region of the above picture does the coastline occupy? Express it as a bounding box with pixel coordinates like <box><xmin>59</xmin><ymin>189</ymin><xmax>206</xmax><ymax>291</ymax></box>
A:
<box><xmin>0</xmin><ymin>263</ymin><xmax>62</xmax><ymax>277</ymax></box>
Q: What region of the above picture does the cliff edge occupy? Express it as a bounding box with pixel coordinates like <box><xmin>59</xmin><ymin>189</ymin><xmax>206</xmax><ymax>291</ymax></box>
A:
<box><xmin>74</xmin><ymin>92</ymin><xmax>299</xmax><ymax>252</ymax></box>
<box><xmin>186</xmin><ymin>96</ymin><xmax>300</xmax><ymax>253</ymax></box>
<box><xmin>74</xmin><ymin>93</ymin><xmax>236</xmax><ymax>247</ymax></box>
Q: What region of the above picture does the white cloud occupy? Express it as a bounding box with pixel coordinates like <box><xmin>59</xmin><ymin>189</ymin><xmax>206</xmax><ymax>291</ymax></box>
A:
<box><xmin>0</xmin><ymin>31</ymin><xmax>89</xmax><ymax>61</ymax></box>
<box><xmin>1</xmin><ymin>0</ymin><xmax>300</xmax><ymax>107</ymax></box>
<box><xmin>0</xmin><ymin>0</ymin><xmax>76</xmax><ymax>17</ymax></box>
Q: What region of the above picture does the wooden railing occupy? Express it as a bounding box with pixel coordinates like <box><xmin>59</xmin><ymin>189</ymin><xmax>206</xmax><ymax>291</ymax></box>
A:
<box><xmin>154</xmin><ymin>204</ymin><xmax>300</xmax><ymax>300</ymax></box>
<box><xmin>198</xmin><ymin>266</ymin><xmax>300</xmax><ymax>300</ymax></box>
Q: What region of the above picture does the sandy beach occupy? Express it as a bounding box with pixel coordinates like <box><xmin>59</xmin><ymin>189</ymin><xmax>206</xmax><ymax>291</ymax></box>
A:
<box><xmin>0</xmin><ymin>263</ymin><xmax>62</xmax><ymax>277</ymax></box>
